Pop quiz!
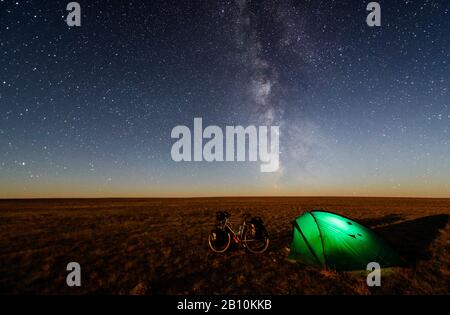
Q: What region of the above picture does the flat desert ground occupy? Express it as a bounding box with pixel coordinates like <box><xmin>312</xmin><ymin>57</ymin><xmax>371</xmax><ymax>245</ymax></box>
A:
<box><xmin>0</xmin><ymin>197</ymin><xmax>449</xmax><ymax>294</ymax></box>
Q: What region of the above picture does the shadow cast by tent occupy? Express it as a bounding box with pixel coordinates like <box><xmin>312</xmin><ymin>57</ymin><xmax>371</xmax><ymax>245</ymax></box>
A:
<box><xmin>374</xmin><ymin>214</ymin><xmax>449</xmax><ymax>265</ymax></box>
<box><xmin>359</xmin><ymin>214</ymin><xmax>404</xmax><ymax>228</ymax></box>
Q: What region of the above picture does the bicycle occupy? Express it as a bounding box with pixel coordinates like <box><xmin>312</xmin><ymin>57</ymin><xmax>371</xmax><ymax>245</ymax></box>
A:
<box><xmin>208</xmin><ymin>211</ymin><xmax>270</xmax><ymax>254</ymax></box>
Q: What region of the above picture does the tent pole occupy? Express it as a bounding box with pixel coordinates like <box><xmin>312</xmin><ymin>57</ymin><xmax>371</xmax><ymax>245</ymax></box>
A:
<box><xmin>309</xmin><ymin>211</ymin><xmax>328</xmax><ymax>269</ymax></box>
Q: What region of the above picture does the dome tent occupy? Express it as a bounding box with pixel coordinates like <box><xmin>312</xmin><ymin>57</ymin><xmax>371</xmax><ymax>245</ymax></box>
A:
<box><xmin>288</xmin><ymin>210</ymin><xmax>401</xmax><ymax>271</ymax></box>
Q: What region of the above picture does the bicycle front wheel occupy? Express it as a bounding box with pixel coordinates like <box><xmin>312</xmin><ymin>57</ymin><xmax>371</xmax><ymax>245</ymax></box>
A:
<box><xmin>208</xmin><ymin>229</ymin><xmax>231</xmax><ymax>253</ymax></box>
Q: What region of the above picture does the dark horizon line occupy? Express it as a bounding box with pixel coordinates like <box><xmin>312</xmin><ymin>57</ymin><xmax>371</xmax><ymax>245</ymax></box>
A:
<box><xmin>1</xmin><ymin>195</ymin><xmax>450</xmax><ymax>200</ymax></box>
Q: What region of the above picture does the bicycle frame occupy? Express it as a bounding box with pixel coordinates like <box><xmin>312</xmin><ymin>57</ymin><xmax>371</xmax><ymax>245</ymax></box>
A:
<box><xmin>219</xmin><ymin>217</ymin><xmax>247</xmax><ymax>243</ymax></box>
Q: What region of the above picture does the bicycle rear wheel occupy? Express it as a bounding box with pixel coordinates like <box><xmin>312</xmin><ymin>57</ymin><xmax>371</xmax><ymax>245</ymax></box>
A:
<box><xmin>243</xmin><ymin>224</ymin><xmax>269</xmax><ymax>254</ymax></box>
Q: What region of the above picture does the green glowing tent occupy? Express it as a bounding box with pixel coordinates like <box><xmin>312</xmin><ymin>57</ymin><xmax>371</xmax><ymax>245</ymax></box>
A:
<box><xmin>288</xmin><ymin>210</ymin><xmax>401</xmax><ymax>270</ymax></box>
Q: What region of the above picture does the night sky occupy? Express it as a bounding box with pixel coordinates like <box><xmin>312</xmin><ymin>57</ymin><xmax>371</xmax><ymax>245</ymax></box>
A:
<box><xmin>1</xmin><ymin>0</ymin><xmax>449</xmax><ymax>198</ymax></box>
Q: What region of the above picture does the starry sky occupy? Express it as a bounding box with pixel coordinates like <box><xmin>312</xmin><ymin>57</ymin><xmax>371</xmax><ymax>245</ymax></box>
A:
<box><xmin>0</xmin><ymin>0</ymin><xmax>449</xmax><ymax>198</ymax></box>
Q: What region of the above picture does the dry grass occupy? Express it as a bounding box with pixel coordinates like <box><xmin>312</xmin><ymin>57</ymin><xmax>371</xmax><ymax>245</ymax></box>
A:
<box><xmin>0</xmin><ymin>197</ymin><xmax>449</xmax><ymax>294</ymax></box>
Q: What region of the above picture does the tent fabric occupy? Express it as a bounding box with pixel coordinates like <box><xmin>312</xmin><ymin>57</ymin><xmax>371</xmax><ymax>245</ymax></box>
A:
<box><xmin>289</xmin><ymin>210</ymin><xmax>401</xmax><ymax>270</ymax></box>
